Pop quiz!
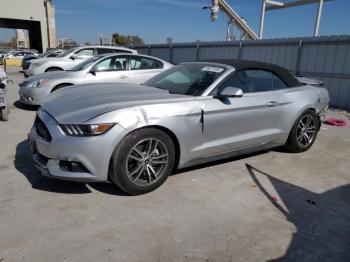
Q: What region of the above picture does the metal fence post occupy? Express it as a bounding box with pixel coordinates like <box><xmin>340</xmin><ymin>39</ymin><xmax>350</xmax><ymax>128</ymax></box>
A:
<box><xmin>196</xmin><ymin>41</ymin><xmax>200</xmax><ymax>61</ymax></box>
<box><xmin>295</xmin><ymin>39</ymin><xmax>303</xmax><ymax>75</ymax></box>
<box><xmin>169</xmin><ymin>44</ymin><xmax>173</xmax><ymax>64</ymax></box>
<box><xmin>238</xmin><ymin>41</ymin><xmax>242</xmax><ymax>59</ymax></box>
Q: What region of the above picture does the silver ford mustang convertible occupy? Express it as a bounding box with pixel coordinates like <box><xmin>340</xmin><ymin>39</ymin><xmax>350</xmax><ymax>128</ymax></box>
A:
<box><xmin>28</xmin><ymin>60</ymin><xmax>329</xmax><ymax>195</ymax></box>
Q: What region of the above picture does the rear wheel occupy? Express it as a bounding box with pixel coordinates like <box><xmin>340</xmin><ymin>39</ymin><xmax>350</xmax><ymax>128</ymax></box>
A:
<box><xmin>286</xmin><ymin>109</ymin><xmax>319</xmax><ymax>153</ymax></box>
<box><xmin>110</xmin><ymin>128</ymin><xmax>175</xmax><ymax>195</ymax></box>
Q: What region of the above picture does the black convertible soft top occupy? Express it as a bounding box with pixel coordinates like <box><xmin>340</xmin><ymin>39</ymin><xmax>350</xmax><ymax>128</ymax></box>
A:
<box><xmin>204</xmin><ymin>59</ymin><xmax>302</xmax><ymax>88</ymax></box>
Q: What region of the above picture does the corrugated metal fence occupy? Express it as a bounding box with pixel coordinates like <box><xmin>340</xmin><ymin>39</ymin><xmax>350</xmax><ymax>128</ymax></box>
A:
<box><xmin>135</xmin><ymin>35</ymin><xmax>350</xmax><ymax>109</ymax></box>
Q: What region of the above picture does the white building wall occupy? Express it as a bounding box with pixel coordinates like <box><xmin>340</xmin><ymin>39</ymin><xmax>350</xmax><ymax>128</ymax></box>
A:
<box><xmin>0</xmin><ymin>0</ymin><xmax>52</xmax><ymax>50</ymax></box>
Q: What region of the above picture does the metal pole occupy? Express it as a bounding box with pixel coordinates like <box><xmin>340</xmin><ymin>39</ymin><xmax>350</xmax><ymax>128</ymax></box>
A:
<box><xmin>295</xmin><ymin>39</ymin><xmax>303</xmax><ymax>75</ymax></box>
<box><xmin>196</xmin><ymin>41</ymin><xmax>200</xmax><ymax>61</ymax></box>
<box><xmin>259</xmin><ymin>0</ymin><xmax>266</xmax><ymax>39</ymax></box>
<box><xmin>314</xmin><ymin>0</ymin><xmax>324</xmax><ymax>36</ymax></box>
<box><xmin>169</xmin><ymin>43</ymin><xmax>173</xmax><ymax>64</ymax></box>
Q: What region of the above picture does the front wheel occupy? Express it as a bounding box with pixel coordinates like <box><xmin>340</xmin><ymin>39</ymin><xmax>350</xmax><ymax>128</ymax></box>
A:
<box><xmin>110</xmin><ymin>128</ymin><xmax>176</xmax><ymax>195</ymax></box>
<box><xmin>286</xmin><ymin>109</ymin><xmax>319</xmax><ymax>153</ymax></box>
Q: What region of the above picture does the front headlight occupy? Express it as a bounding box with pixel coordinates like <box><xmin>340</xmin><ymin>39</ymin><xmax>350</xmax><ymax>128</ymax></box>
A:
<box><xmin>30</xmin><ymin>79</ymin><xmax>50</xmax><ymax>88</ymax></box>
<box><xmin>59</xmin><ymin>123</ymin><xmax>116</xmax><ymax>136</ymax></box>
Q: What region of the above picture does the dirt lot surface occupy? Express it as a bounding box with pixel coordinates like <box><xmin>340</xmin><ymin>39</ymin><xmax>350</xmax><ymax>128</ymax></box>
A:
<box><xmin>1</xmin><ymin>66</ymin><xmax>350</xmax><ymax>262</ymax></box>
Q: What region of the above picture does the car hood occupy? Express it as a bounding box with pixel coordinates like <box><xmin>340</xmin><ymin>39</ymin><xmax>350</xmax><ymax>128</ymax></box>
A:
<box><xmin>25</xmin><ymin>71</ymin><xmax>79</xmax><ymax>83</ymax></box>
<box><xmin>42</xmin><ymin>83</ymin><xmax>193</xmax><ymax>124</ymax></box>
<box><xmin>31</xmin><ymin>57</ymin><xmax>67</xmax><ymax>64</ymax></box>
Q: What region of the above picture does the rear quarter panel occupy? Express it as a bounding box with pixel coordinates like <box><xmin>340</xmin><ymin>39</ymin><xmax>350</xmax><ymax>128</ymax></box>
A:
<box><xmin>275</xmin><ymin>85</ymin><xmax>327</xmax><ymax>143</ymax></box>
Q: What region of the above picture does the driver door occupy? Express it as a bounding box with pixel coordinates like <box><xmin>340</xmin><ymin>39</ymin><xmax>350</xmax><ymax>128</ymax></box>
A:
<box><xmin>84</xmin><ymin>56</ymin><xmax>129</xmax><ymax>84</ymax></box>
<box><xmin>201</xmin><ymin>69</ymin><xmax>282</xmax><ymax>156</ymax></box>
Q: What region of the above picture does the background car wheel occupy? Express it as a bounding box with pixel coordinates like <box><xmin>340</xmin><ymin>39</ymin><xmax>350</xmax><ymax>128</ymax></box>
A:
<box><xmin>286</xmin><ymin>109</ymin><xmax>319</xmax><ymax>153</ymax></box>
<box><xmin>1</xmin><ymin>106</ymin><xmax>9</xmax><ymax>121</ymax></box>
<box><xmin>110</xmin><ymin>128</ymin><xmax>175</xmax><ymax>195</ymax></box>
<box><xmin>45</xmin><ymin>67</ymin><xmax>63</xmax><ymax>72</ymax></box>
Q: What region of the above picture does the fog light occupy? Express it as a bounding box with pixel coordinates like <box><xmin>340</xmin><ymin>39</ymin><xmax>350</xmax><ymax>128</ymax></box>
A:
<box><xmin>59</xmin><ymin>160</ymin><xmax>90</xmax><ymax>173</ymax></box>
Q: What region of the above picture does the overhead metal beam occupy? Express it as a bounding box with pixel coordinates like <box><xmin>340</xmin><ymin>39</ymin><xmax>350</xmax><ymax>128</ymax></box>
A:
<box><xmin>214</xmin><ymin>0</ymin><xmax>259</xmax><ymax>40</ymax></box>
<box><xmin>265</xmin><ymin>0</ymin><xmax>284</xmax><ymax>7</ymax></box>
<box><xmin>259</xmin><ymin>0</ymin><xmax>333</xmax><ymax>39</ymax></box>
<box><xmin>266</xmin><ymin>0</ymin><xmax>332</xmax><ymax>11</ymax></box>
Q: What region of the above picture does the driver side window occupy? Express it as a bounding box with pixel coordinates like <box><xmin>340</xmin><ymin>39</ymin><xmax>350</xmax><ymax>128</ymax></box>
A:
<box><xmin>217</xmin><ymin>69</ymin><xmax>287</xmax><ymax>94</ymax></box>
<box><xmin>94</xmin><ymin>57</ymin><xmax>127</xmax><ymax>72</ymax></box>
<box><xmin>74</xmin><ymin>48</ymin><xmax>94</xmax><ymax>58</ymax></box>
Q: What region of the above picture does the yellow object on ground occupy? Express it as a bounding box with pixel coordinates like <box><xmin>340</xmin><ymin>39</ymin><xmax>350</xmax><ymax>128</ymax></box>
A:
<box><xmin>4</xmin><ymin>58</ymin><xmax>22</xmax><ymax>66</ymax></box>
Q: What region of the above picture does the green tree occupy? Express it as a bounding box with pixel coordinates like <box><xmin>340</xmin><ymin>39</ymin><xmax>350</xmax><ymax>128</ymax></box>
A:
<box><xmin>112</xmin><ymin>33</ymin><xmax>126</xmax><ymax>45</ymax></box>
<box><xmin>112</xmin><ymin>33</ymin><xmax>144</xmax><ymax>46</ymax></box>
<box><xmin>129</xmin><ymin>35</ymin><xmax>144</xmax><ymax>45</ymax></box>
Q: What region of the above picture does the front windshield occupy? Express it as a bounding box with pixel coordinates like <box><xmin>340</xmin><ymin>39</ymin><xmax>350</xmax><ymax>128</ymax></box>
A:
<box><xmin>38</xmin><ymin>51</ymin><xmax>51</xmax><ymax>57</ymax></box>
<box><xmin>57</xmin><ymin>48</ymin><xmax>76</xmax><ymax>58</ymax></box>
<box><xmin>144</xmin><ymin>63</ymin><xmax>226</xmax><ymax>96</ymax></box>
<box><xmin>69</xmin><ymin>56</ymin><xmax>101</xmax><ymax>71</ymax></box>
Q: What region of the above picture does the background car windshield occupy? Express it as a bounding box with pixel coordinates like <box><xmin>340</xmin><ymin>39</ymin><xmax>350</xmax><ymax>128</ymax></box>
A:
<box><xmin>145</xmin><ymin>64</ymin><xmax>226</xmax><ymax>96</ymax></box>
<box><xmin>57</xmin><ymin>48</ymin><xmax>76</xmax><ymax>57</ymax></box>
<box><xmin>38</xmin><ymin>51</ymin><xmax>51</xmax><ymax>58</ymax></box>
<box><xmin>69</xmin><ymin>56</ymin><xmax>101</xmax><ymax>71</ymax></box>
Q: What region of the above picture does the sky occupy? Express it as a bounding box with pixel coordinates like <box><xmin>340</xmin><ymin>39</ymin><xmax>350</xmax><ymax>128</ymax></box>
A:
<box><xmin>1</xmin><ymin>0</ymin><xmax>350</xmax><ymax>44</ymax></box>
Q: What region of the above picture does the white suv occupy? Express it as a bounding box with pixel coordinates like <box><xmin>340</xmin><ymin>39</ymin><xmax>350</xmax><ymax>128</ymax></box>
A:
<box><xmin>25</xmin><ymin>46</ymin><xmax>137</xmax><ymax>77</ymax></box>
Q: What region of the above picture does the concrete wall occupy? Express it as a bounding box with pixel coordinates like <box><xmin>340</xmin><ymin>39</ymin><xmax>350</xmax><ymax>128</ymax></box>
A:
<box><xmin>46</xmin><ymin>0</ymin><xmax>57</xmax><ymax>48</ymax></box>
<box><xmin>0</xmin><ymin>0</ymin><xmax>56</xmax><ymax>50</ymax></box>
<box><xmin>135</xmin><ymin>35</ymin><xmax>350</xmax><ymax>109</ymax></box>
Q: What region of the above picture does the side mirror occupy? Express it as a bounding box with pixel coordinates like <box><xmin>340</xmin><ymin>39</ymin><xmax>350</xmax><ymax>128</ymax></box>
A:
<box><xmin>70</xmin><ymin>54</ymin><xmax>79</xmax><ymax>60</ymax></box>
<box><xmin>89</xmin><ymin>68</ymin><xmax>97</xmax><ymax>75</ymax></box>
<box><xmin>214</xmin><ymin>86</ymin><xmax>243</xmax><ymax>99</ymax></box>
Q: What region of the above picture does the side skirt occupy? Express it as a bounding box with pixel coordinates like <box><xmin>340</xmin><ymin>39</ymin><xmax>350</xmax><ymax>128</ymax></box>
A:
<box><xmin>179</xmin><ymin>143</ymin><xmax>284</xmax><ymax>169</ymax></box>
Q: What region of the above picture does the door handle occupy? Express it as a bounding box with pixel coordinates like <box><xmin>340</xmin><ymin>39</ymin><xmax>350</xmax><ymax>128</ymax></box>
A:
<box><xmin>120</xmin><ymin>75</ymin><xmax>128</xmax><ymax>79</ymax></box>
<box><xmin>266</xmin><ymin>101</ymin><xmax>278</xmax><ymax>107</ymax></box>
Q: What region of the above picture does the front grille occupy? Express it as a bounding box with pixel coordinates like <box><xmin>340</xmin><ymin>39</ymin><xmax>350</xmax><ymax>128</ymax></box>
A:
<box><xmin>35</xmin><ymin>116</ymin><xmax>52</xmax><ymax>142</ymax></box>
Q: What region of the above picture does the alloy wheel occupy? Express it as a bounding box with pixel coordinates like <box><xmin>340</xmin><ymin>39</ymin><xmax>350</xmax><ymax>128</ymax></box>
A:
<box><xmin>126</xmin><ymin>138</ymin><xmax>169</xmax><ymax>186</ymax></box>
<box><xmin>296</xmin><ymin>115</ymin><xmax>316</xmax><ymax>146</ymax></box>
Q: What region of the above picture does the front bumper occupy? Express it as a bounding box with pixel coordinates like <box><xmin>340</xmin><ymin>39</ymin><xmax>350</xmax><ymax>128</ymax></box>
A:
<box><xmin>29</xmin><ymin>109</ymin><xmax>126</xmax><ymax>182</ymax></box>
<box><xmin>25</xmin><ymin>66</ymin><xmax>43</xmax><ymax>77</ymax></box>
<box><xmin>19</xmin><ymin>85</ymin><xmax>46</xmax><ymax>106</ymax></box>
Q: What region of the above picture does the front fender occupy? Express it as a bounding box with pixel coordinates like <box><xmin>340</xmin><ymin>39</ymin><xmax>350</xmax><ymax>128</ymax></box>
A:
<box><xmin>86</xmin><ymin>102</ymin><xmax>204</xmax><ymax>168</ymax></box>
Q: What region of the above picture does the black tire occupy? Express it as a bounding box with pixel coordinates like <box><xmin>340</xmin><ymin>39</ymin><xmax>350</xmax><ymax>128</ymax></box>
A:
<box><xmin>51</xmin><ymin>84</ymin><xmax>72</xmax><ymax>93</ymax></box>
<box><xmin>45</xmin><ymin>67</ymin><xmax>63</xmax><ymax>72</ymax></box>
<box><xmin>286</xmin><ymin>109</ymin><xmax>319</xmax><ymax>153</ymax></box>
<box><xmin>1</xmin><ymin>106</ymin><xmax>9</xmax><ymax>121</ymax></box>
<box><xmin>110</xmin><ymin>128</ymin><xmax>175</xmax><ymax>195</ymax></box>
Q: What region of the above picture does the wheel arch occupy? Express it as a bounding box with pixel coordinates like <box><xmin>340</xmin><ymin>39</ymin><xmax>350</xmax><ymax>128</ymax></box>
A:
<box><xmin>287</xmin><ymin>106</ymin><xmax>318</xmax><ymax>137</ymax></box>
<box><xmin>51</xmin><ymin>83</ymin><xmax>74</xmax><ymax>93</ymax></box>
<box><xmin>148</xmin><ymin>125</ymin><xmax>181</xmax><ymax>170</ymax></box>
<box><xmin>109</xmin><ymin>125</ymin><xmax>181</xmax><ymax>176</ymax></box>
<box><xmin>45</xmin><ymin>66</ymin><xmax>63</xmax><ymax>72</ymax></box>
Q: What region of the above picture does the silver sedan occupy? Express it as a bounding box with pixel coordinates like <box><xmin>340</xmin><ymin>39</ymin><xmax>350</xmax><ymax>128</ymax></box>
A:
<box><xmin>24</xmin><ymin>45</ymin><xmax>137</xmax><ymax>77</ymax></box>
<box><xmin>19</xmin><ymin>54</ymin><xmax>173</xmax><ymax>105</ymax></box>
<box><xmin>28</xmin><ymin>60</ymin><xmax>329</xmax><ymax>195</ymax></box>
